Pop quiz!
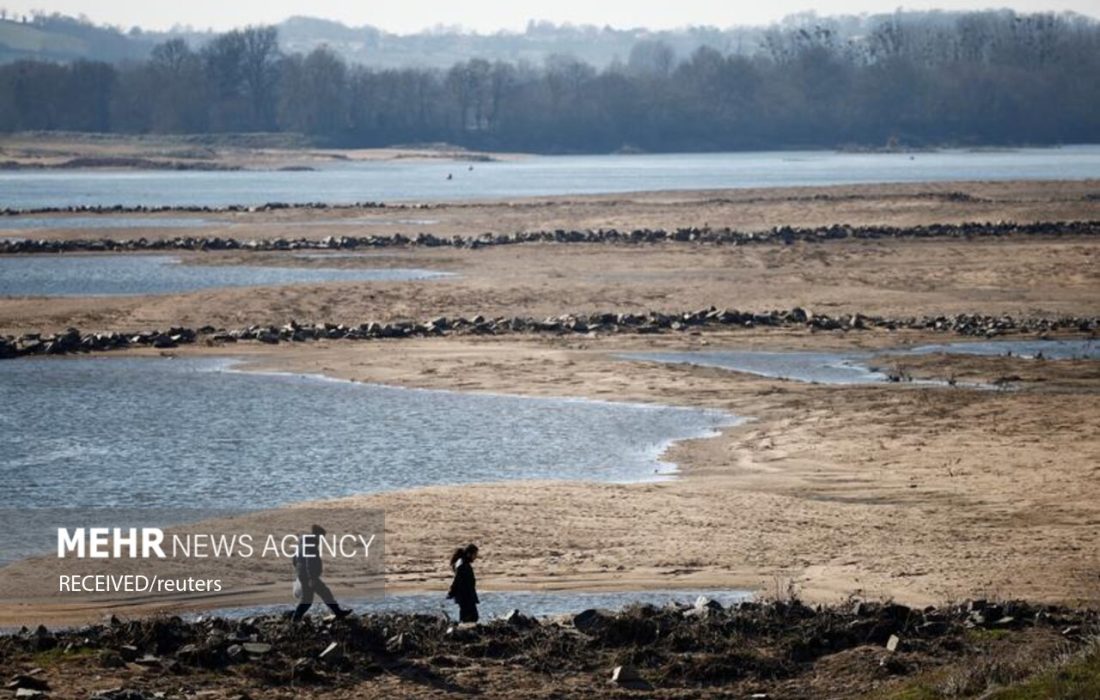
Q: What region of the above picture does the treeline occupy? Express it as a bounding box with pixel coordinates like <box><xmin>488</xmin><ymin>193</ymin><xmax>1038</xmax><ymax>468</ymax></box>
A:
<box><xmin>1</xmin><ymin>11</ymin><xmax>1099</xmax><ymax>152</ymax></box>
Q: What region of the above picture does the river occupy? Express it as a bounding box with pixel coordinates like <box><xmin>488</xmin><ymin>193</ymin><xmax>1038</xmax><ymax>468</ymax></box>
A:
<box><xmin>2</xmin><ymin>146</ymin><xmax>1097</xmax><ymax>210</ymax></box>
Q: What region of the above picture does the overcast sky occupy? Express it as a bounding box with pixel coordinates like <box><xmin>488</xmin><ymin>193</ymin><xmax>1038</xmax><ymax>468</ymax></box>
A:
<box><xmin>2</xmin><ymin>0</ymin><xmax>1095</xmax><ymax>33</ymax></box>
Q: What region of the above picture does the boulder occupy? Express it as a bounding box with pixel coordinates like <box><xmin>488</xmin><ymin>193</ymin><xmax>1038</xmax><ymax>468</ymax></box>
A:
<box><xmin>242</xmin><ymin>642</ymin><xmax>272</xmax><ymax>656</ymax></box>
<box><xmin>5</xmin><ymin>675</ymin><xmax>49</xmax><ymax>692</ymax></box>
<box><xmin>695</xmin><ymin>595</ymin><xmax>724</xmax><ymax>612</ymax></box>
<box><xmin>318</xmin><ymin>641</ymin><xmax>343</xmax><ymax>662</ymax></box>
<box><xmin>385</xmin><ymin>632</ymin><xmax>411</xmax><ymax>654</ymax></box>
<box><xmin>504</xmin><ymin>609</ymin><xmax>537</xmax><ymax>628</ymax></box>
<box><xmin>91</xmin><ymin>687</ymin><xmax>149</xmax><ymax>700</ymax></box>
<box><xmin>610</xmin><ymin>665</ymin><xmax>651</xmax><ymax>690</ymax></box>
<box><xmin>572</xmin><ymin>608</ymin><xmax>613</xmax><ymax>632</ymax></box>
<box><xmin>445</xmin><ymin>624</ymin><xmax>479</xmax><ymax>641</ymax></box>
<box><xmin>133</xmin><ymin>654</ymin><xmax>161</xmax><ymax>667</ymax></box>
<box><xmin>916</xmin><ymin>621</ymin><xmax>949</xmax><ymax>637</ymax></box>
<box><xmin>97</xmin><ymin>650</ymin><xmax>126</xmax><ymax>668</ymax></box>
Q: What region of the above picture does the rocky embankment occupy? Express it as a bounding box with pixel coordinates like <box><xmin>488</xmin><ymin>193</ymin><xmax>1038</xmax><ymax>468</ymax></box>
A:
<box><xmin>1</xmin><ymin>599</ymin><xmax>1095</xmax><ymax>698</ymax></box>
<box><xmin>2</xmin><ymin>310</ymin><xmax>1098</xmax><ymax>360</ymax></box>
<box><xmin>2</xmin><ymin>220</ymin><xmax>1099</xmax><ymax>254</ymax></box>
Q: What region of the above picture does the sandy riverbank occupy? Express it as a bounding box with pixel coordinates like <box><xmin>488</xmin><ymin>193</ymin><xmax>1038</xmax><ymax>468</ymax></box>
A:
<box><xmin>0</xmin><ymin>132</ymin><xmax>516</xmax><ymax>170</ymax></box>
<box><xmin>2</xmin><ymin>328</ymin><xmax>1097</xmax><ymax>628</ymax></box>
<box><xmin>233</xmin><ymin>332</ymin><xmax>1100</xmax><ymax>606</ymax></box>
<box><xmin>1</xmin><ymin>179</ymin><xmax>1097</xmax><ymax>631</ymax></box>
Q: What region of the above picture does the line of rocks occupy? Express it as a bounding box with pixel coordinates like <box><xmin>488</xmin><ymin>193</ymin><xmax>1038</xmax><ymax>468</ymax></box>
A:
<box><xmin>3</xmin><ymin>309</ymin><xmax>1097</xmax><ymax>360</ymax></box>
<box><xmin>2</xmin><ymin>598</ymin><xmax>1095</xmax><ymax>697</ymax></box>
<box><xmin>0</xmin><ymin>186</ymin><xmax>1063</xmax><ymax>216</ymax></box>
<box><xmin>2</xmin><ymin>220</ymin><xmax>1099</xmax><ymax>254</ymax></box>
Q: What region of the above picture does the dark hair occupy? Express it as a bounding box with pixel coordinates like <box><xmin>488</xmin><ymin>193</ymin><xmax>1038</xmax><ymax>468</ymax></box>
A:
<box><xmin>450</xmin><ymin>543</ymin><xmax>479</xmax><ymax>571</ymax></box>
<box><xmin>311</xmin><ymin>524</ymin><xmax>326</xmax><ymax>536</ymax></box>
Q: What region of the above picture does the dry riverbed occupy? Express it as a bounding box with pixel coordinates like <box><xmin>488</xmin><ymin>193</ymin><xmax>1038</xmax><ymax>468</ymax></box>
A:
<box><xmin>1</xmin><ymin>179</ymin><xmax>1098</xmax><ymax>697</ymax></box>
<box><xmin>2</xmin><ymin>327</ymin><xmax>1097</xmax><ymax>629</ymax></box>
<box><xmin>1</xmin><ymin>233</ymin><xmax>1097</xmax><ymax>336</ymax></box>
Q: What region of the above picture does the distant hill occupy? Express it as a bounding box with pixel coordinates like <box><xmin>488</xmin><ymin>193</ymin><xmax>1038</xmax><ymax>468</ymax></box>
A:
<box><xmin>271</xmin><ymin>16</ymin><xmax>769</xmax><ymax>68</ymax></box>
<box><xmin>0</xmin><ymin>12</ymin><xmax>806</xmax><ymax>68</ymax></box>
<box><xmin>2</xmin><ymin>10</ymin><xmax>1097</xmax><ymax>70</ymax></box>
<box><xmin>0</xmin><ymin>14</ymin><xmax>156</xmax><ymax>63</ymax></box>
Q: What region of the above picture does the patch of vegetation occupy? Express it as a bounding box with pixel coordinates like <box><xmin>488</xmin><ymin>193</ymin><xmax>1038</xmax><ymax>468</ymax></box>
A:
<box><xmin>965</xmin><ymin>627</ymin><xmax>1012</xmax><ymax>642</ymax></box>
<box><xmin>28</xmin><ymin>644</ymin><xmax>96</xmax><ymax>667</ymax></box>
<box><xmin>985</xmin><ymin>641</ymin><xmax>1100</xmax><ymax>700</ymax></box>
<box><xmin>871</xmin><ymin>638</ymin><xmax>1100</xmax><ymax>700</ymax></box>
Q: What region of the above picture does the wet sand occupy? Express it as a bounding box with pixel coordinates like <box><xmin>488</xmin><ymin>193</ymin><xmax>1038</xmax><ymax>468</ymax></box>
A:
<box><xmin>2</xmin><ymin>329</ymin><xmax>1097</xmax><ymax>627</ymax></box>
<box><xmin>242</xmin><ymin>334</ymin><xmax>1100</xmax><ymax>606</ymax></box>
<box><xmin>1</xmin><ymin>232</ymin><xmax>1097</xmax><ymax>336</ymax></box>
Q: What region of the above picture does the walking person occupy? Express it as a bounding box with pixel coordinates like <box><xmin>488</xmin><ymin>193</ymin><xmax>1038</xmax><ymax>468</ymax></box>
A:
<box><xmin>291</xmin><ymin>524</ymin><xmax>353</xmax><ymax>621</ymax></box>
<box><xmin>447</xmin><ymin>543</ymin><xmax>480</xmax><ymax>623</ymax></box>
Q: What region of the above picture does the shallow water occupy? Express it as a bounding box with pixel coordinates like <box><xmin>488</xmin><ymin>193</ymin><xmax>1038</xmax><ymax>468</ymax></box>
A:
<box><xmin>624</xmin><ymin>349</ymin><xmax>890</xmax><ymax>385</ymax></box>
<box><xmin>623</xmin><ymin>338</ymin><xmax>1099</xmax><ymax>385</ymax></box>
<box><xmin>0</xmin><ymin>216</ymin><xmax>216</xmax><ymax>231</ymax></box>
<box><xmin>0</xmin><ymin>357</ymin><xmax>736</xmax><ymax>512</ymax></box>
<box><xmin>0</xmin><ymin>254</ymin><xmax>448</xmax><ymax>296</ymax></box>
<box><xmin>0</xmin><ymin>216</ymin><xmax>442</xmax><ymax>232</ymax></box>
<box><xmin>900</xmin><ymin>339</ymin><xmax>1099</xmax><ymax>361</ymax></box>
<box><xmin>2</xmin><ymin>146</ymin><xmax>1097</xmax><ymax>209</ymax></box>
<box><xmin>209</xmin><ymin>588</ymin><xmax>753</xmax><ymax>621</ymax></box>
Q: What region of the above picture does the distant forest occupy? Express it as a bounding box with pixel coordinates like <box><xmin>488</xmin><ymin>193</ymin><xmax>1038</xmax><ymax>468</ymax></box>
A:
<box><xmin>1</xmin><ymin>10</ymin><xmax>1098</xmax><ymax>152</ymax></box>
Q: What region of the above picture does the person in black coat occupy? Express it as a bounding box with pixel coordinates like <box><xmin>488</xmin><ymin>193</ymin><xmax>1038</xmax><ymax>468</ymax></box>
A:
<box><xmin>447</xmin><ymin>543</ymin><xmax>480</xmax><ymax>623</ymax></box>
<box><xmin>291</xmin><ymin>524</ymin><xmax>353</xmax><ymax>621</ymax></box>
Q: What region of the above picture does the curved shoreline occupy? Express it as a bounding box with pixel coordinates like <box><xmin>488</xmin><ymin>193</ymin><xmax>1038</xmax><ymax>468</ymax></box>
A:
<box><xmin>2</xmin><ymin>327</ymin><xmax>1098</xmax><ymax>627</ymax></box>
<box><xmin>225</xmin><ymin>357</ymin><xmax>743</xmax><ymax>484</ymax></box>
<box><xmin>1</xmin><ymin>182</ymin><xmax>1096</xmax><ymax>629</ymax></box>
<box><xmin>0</xmin><ymin>353</ymin><xmax>749</xmax><ymax>627</ymax></box>
<box><xmin>211</xmin><ymin>333</ymin><xmax>1100</xmax><ymax>604</ymax></box>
